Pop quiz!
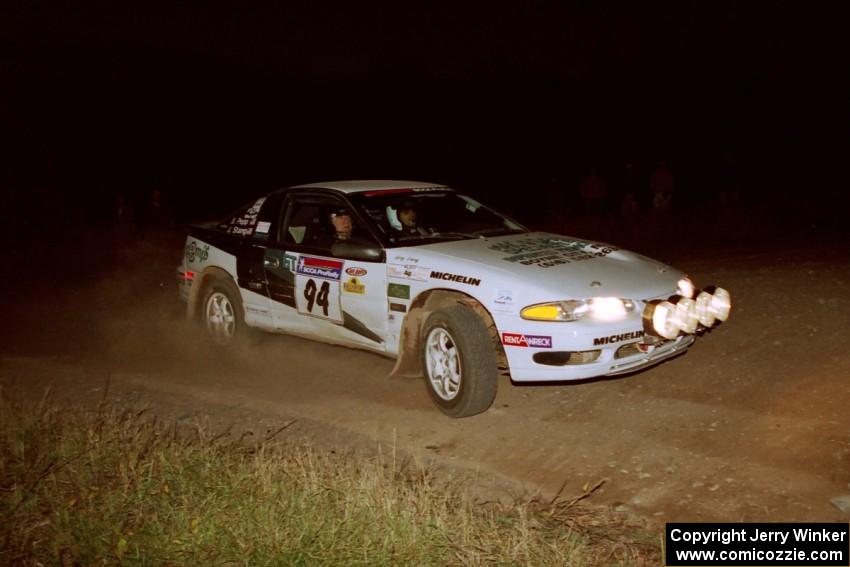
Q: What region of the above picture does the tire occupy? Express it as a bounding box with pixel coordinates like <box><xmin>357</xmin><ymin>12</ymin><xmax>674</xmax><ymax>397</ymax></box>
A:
<box><xmin>420</xmin><ymin>305</ymin><xmax>499</xmax><ymax>418</ymax></box>
<box><xmin>200</xmin><ymin>275</ymin><xmax>255</xmax><ymax>346</ymax></box>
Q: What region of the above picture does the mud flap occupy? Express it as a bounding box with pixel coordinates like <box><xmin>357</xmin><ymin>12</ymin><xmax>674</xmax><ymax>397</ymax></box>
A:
<box><xmin>387</xmin><ymin>309</ymin><xmax>427</xmax><ymax>380</ymax></box>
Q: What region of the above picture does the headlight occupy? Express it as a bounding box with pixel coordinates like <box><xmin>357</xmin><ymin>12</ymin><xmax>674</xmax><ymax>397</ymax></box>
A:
<box><xmin>521</xmin><ymin>300</ymin><xmax>589</xmax><ymax>322</ymax></box>
<box><xmin>677</xmin><ymin>277</ymin><xmax>695</xmax><ymax>299</ymax></box>
<box><xmin>521</xmin><ymin>298</ymin><xmax>634</xmax><ymax>322</ymax></box>
<box><xmin>589</xmin><ymin>297</ymin><xmax>630</xmax><ymax>321</ymax></box>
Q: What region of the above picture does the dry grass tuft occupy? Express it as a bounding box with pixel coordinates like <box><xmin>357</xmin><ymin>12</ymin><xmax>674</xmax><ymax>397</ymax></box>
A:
<box><xmin>0</xmin><ymin>386</ymin><xmax>659</xmax><ymax>565</ymax></box>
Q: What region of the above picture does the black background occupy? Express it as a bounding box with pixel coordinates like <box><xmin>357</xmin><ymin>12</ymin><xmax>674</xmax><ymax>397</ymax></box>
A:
<box><xmin>2</xmin><ymin>1</ymin><xmax>849</xmax><ymax>237</ymax></box>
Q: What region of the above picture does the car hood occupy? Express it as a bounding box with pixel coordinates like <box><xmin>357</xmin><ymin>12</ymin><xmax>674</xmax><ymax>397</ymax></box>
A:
<box><xmin>397</xmin><ymin>231</ymin><xmax>683</xmax><ymax>300</ymax></box>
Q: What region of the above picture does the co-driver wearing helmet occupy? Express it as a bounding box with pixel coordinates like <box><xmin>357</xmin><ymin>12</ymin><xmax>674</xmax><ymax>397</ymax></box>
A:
<box><xmin>390</xmin><ymin>200</ymin><xmax>427</xmax><ymax>236</ymax></box>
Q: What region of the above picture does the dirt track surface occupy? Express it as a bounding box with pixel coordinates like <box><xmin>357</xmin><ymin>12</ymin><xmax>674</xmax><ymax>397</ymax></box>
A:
<box><xmin>3</xmin><ymin>232</ymin><xmax>849</xmax><ymax>523</ymax></box>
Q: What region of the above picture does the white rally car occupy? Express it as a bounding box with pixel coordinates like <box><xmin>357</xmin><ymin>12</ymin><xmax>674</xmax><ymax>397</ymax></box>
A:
<box><xmin>177</xmin><ymin>180</ymin><xmax>730</xmax><ymax>417</ymax></box>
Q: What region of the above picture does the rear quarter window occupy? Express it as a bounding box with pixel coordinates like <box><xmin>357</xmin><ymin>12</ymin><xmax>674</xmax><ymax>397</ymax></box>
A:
<box><xmin>220</xmin><ymin>194</ymin><xmax>281</xmax><ymax>240</ymax></box>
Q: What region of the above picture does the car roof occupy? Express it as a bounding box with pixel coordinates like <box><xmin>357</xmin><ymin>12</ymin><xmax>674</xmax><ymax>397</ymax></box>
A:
<box><xmin>289</xmin><ymin>180</ymin><xmax>451</xmax><ymax>194</ymax></box>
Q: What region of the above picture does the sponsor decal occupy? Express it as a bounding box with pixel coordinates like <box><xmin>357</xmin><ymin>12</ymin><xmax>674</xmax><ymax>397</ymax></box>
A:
<box><xmin>489</xmin><ymin>237</ymin><xmax>617</xmax><ymax>268</ymax></box>
<box><xmin>245</xmin><ymin>305</ymin><xmax>270</xmax><ymax>315</ymax></box>
<box><xmin>284</xmin><ymin>253</ymin><xmax>297</xmax><ymax>272</ymax></box>
<box><xmin>231</xmin><ymin>226</ymin><xmax>254</xmax><ymax>236</ymax></box>
<box><xmin>501</xmin><ymin>333</ymin><xmax>553</xmax><ymax>348</ymax></box>
<box><xmin>494</xmin><ymin>289</ymin><xmax>514</xmax><ymax>307</ymax></box>
<box><xmin>392</xmin><ymin>255</ymin><xmax>420</xmax><ymax>264</ymax></box>
<box><xmin>343</xmin><ymin>277</ymin><xmax>365</xmax><ymax>294</ymax></box>
<box><xmin>592</xmin><ymin>330</ymin><xmax>644</xmax><ymax>346</ymax></box>
<box><xmin>255</xmin><ymin>220</ymin><xmax>271</xmax><ymax>234</ymax></box>
<box><xmin>430</xmin><ymin>271</ymin><xmax>481</xmax><ymax>287</ymax></box>
<box><xmin>388</xmin><ymin>264</ymin><xmax>429</xmax><ymax>281</ymax></box>
<box><xmin>185</xmin><ymin>241</ymin><xmax>209</xmax><ymax>263</ymax></box>
<box><xmin>389</xmin><ymin>302</ymin><xmax>407</xmax><ymax>313</ymax></box>
<box><xmin>296</xmin><ymin>256</ymin><xmax>343</xmax><ymax>280</ymax></box>
<box><xmin>228</xmin><ymin>197</ymin><xmax>266</xmax><ymax>236</ymax></box>
<box><xmin>387</xmin><ymin>283</ymin><xmax>410</xmax><ymax>300</ymax></box>
<box><xmin>246</xmin><ymin>197</ymin><xmax>265</xmax><ymax>216</ymax></box>
<box><xmin>345</xmin><ymin>266</ymin><xmax>368</xmax><ymax>277</ymax></box>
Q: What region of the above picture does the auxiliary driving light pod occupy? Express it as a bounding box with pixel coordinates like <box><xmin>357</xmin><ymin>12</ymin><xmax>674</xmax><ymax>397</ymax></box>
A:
<box><xmin>671</xmin><ymin>296</ymin><xmax>699</xmax><ymax>334</ymax></box>
<box><xmin>707</xmin><ymin>286</ymin><xmax>732</xmax><ymax>322</ymax></box>
<box><xmin>677</xmin><ymin>277</ymin><xmax>695</xmax><ymax>299</ymax></box>
<box><xmin>694</xmin><ymin>291</ymin><xmax>716</xmax><ymax>327</ymax></box>
<box><xmin>642</xmin><ymin>300</ymin><xmax>681</xmax><ymax>340</ymax></box>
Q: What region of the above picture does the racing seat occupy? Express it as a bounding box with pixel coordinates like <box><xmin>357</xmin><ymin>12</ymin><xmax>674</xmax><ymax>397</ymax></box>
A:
<box><xmin>285</xmin><ymin>203</ymin><xmax>332</xmax><ymax>247</ymax></box>
<box><xmin>286</xmin><ymin>204</ymin><xmax>318</xmax><ymax>244</ymax></box>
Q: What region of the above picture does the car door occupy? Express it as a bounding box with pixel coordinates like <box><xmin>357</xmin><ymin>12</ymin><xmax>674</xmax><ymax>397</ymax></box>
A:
<box><xmin>263</xmin><ymin>192</ymin><xmax>388</xmax><ymax>352</ymax></box>
<box><xmin>220</xmin><ymin>194</ymin><xmax>281</xmax><ymax>331</ymax></box>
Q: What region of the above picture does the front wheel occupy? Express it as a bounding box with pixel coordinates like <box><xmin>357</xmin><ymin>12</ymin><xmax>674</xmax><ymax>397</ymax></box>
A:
<box><xmin>421</xmin><ymin>305</ymin><xmax>498</xmax><ymax>418</ymax></box>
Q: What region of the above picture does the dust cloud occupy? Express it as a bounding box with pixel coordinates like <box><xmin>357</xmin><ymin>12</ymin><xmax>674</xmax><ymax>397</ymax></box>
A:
<box><xmin>2</xmin><ymin>228</ymin><xmax>850</xmax><ymax>523</ymax></box>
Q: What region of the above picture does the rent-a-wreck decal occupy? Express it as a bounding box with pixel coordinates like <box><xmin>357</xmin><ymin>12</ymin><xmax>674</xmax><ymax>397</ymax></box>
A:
<box><xmin>489</xmin><ymin>237</ymin><xmax>617</xmax><ymax>268</ymax></box>
<box><xmin>501</xmin><ymin>333</ymin><xmax>552</xmax><ymax>348</ymax></box>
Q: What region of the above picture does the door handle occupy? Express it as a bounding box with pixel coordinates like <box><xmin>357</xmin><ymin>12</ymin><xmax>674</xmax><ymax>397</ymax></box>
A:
<box><xmin>264</xmin><ymin>257</ymin><xmax>281</xmax><ymax>268</ymax></box>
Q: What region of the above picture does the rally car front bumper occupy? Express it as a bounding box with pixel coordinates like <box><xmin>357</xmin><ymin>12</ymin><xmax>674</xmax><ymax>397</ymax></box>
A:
<box><xmin>494</xmin><ymin>309</ymin><xmax>699</xmax><ymax>382</ymax></box>
<box><xmin>502</xmin><ymin>332</ymin><xmax>695</xmax><ymax>382</ymax></box>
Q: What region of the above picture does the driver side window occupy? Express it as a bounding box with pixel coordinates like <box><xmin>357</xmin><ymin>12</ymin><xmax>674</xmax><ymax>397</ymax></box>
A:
<box><xmin>282</xmin><ymin>201</ymin><xmax>324</xmax><ymax>246</ymax></box>
<box><xmin>278</xmin><ymin>195</ymin><xmax>376</xmax><ymax>254</ymax></box>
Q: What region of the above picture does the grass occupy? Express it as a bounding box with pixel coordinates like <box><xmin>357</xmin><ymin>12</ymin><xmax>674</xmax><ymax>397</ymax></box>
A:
<box><xmin>0</xmin><ymin>387</ymin><xmax>659</xmax><ymax>566</ymax></box>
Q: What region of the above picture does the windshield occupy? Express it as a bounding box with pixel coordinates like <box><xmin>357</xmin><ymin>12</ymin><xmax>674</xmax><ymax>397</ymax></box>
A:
<box><xmin>351</xmin><ymin>190</ymin><xmax>527</xmax><ymax>246</ymax></box>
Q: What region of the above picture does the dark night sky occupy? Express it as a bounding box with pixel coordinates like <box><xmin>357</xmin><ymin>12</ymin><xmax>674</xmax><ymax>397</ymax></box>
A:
<box><xmin>2</xmin><ymin>1</ymin><xmax>849</xmax><ymax>228</ymax></box>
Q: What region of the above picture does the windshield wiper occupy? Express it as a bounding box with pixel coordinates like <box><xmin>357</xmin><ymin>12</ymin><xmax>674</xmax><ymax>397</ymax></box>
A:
<box><xmin>474</xmin><ymin>227</ymin><xmax>527</xmax><ymax>237</ymax></box>
<box><xmin>427</xmin><ymin>231</ymin><xmax>486</xmax><ymax>240</ymax></box>
<box><xmin>391</xmin><ymin>227</ymin><xmax>527</xmax><ymax>243</ymax></box>
<box><xmin>391</xmin><ymin>231</ymin><xmax>481</xmax><ymax>242</ymax></box>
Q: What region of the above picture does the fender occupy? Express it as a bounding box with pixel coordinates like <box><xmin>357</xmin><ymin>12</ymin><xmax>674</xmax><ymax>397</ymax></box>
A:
<box><xmin>388</xmin><ymin>288</ymin><xmax>509</xmax><ymax>380</ymax></box>
<box><xmin>188</xmin><ymin>266</ymin><xmax>236</xmax><ymax>321</ymax></box>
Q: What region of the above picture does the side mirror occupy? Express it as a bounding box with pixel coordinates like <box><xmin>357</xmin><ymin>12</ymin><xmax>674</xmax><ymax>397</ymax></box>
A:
<box><xmin>331</xmin><ymin>238</ymin><xmax>385</xmax><ymax>262</ymax></box>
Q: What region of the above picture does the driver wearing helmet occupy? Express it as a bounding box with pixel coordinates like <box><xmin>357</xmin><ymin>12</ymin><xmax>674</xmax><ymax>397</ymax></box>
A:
<box><xmin>328</xmin><ymin>207</ymin><xmax>353</xmax><ymax>241</ymax></box>
<box><xmin>313</xmin><ymin>206</ymin><xmax>355</xmax><ymax>248</ymax></box>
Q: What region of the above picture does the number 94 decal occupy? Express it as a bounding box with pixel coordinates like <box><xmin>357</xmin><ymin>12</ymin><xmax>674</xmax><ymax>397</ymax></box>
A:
<box><xmin>295</xmin><ymin>276</ymin><xmax>343</xmax><ymax>323</ymax></box>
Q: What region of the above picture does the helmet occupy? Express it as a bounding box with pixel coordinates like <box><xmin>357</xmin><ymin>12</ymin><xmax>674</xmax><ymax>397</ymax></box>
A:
<box><xmin>399</xmin><ymin>199</ymin><xmax>417</xmax><ymax>211</ymax></box>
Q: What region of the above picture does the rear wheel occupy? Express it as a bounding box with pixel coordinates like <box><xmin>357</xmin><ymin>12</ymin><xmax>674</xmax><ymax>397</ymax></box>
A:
<box><xmin>200</xmin><ymin>275</ymin><xmax>252</xmax><ymax>346</ymax></box>
<box><xmin>421</xmin><ymin>305</ymin><xmax>498</xmax><ymax>418</ymax></box>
